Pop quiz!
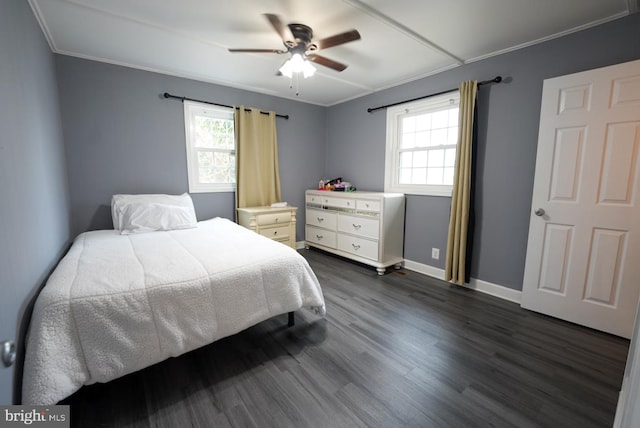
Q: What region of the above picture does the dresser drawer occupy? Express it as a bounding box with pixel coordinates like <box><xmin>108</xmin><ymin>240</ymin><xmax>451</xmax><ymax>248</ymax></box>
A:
<box><xmin>306</xmin><ymin>194</ymin><xmax>323</xmax><ymax>205</ymax></box>
<box><xmin>259</xmin><ymin>225</ymin><xmax>289</xmax><ymax>240</ymax></box>
<box><xmin>338</xmin><ymin>214</ymin><xmax>380</xmax><ymax>239</ymax></box>
<box><xmin>306</xmin><ymin>226</ymin><xmax>337</xmax><ymax>248</ymax></box>
<box><xmin>324</xmin><ymin>197</ymin><xmax>355</xmax><ymax>210</ymax></box>
<box><xmin>337</xmin><ymin>235</ymin><xmax>379</xmax><ymax>261</ymax></box>
<box><xmin>306</xmin><ymin>209</ymin><xmax>337</xmax><ymax>229</ymax></box>
<box><xmin>356</xmin><ymin>199</ymin><xmax>381</xmax><ymax>212</ymax></box>
<box><xmin>257</xmin><ymin>211</ymin><xmax>291</xmax><ymax>226</ymax></box>
<box><xmin>307</xmin><ymin>193</ymin><xmax>356</xmax><ymax>210</ymax></box>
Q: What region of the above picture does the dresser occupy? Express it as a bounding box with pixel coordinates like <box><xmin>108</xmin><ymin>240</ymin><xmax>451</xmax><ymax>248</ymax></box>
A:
<box><xmin>236</xmin><ymin>206</ymin><xmax>297</xmax><ymax>249</ymax></box>
<box><xmin>305</xmin><ymin>190</ymin><xmax>405</xmax><ymax>275</ymax></box>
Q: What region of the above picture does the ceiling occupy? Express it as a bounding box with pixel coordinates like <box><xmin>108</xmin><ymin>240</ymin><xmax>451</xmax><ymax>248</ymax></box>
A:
<box><xmin>30</xmin><ymin>0</ymin><xmax>638</xmax><ymax>106</ymax></box>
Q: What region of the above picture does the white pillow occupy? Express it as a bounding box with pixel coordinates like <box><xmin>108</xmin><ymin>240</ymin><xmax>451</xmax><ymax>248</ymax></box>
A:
<box><xmin>111</xmin><ymin>193</ymin><xmax>198</xmax><ymax>234</ymax></box>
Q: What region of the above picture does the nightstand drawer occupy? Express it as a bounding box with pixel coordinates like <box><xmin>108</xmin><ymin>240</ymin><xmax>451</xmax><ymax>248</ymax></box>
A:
<box><xmin>257</xmin><ymin>212</ymin><xmax>291</xmax><ymax>226</ymax></box>
<box><xmin>306</xmin><ymin>209</ymin><xmax>337</xmax><ymax>229</ymax></box>
<box><xmin>259</xmin><ymin>225</ymin><xmax>289</xmax><ymax>240</ymax></box>
<box><xmin>237</xmin><ymin>206</ymin><xmax>297</xmax><ymax>249</ymax></box>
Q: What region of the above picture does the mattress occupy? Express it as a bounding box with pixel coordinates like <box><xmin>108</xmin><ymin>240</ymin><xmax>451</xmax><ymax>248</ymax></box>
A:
<box><xmin>22</xmin><ymin>217</ymin><xmax>325</xmax><ymax>405</ymax></box>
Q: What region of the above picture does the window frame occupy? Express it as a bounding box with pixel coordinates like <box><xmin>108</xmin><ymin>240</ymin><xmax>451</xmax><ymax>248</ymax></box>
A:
<box><xmin>384</xmin><ymin>91</ymin><xmax>460</xmax><ymax>197</ymax></box>
<box><xmin>183</xmin><ymin>100</ymin><xmax>236</xmax><ymax>193</ymax></box>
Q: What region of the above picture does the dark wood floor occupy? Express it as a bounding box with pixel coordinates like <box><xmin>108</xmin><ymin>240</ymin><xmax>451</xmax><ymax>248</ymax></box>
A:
<box><xmin>62</xmin><ymin>249</ymin><xmax>630</xmax><ymax>427</ymax></box>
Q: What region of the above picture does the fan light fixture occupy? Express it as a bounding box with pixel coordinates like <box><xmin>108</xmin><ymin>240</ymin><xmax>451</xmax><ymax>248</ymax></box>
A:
<box><xmin>279</xmin><ymin>53</ymin><xmax>316</xmax><ymax>79</ymax></box>
<box><xmin>228</xmin><ymin>14</ymin><xmax>361</xmax><ymax>96</ymax></box>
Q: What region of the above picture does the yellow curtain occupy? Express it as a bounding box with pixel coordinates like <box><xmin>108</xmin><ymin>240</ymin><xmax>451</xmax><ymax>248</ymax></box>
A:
<box><xmin>234</xmin><ymin>106</ymin><xmax>282</xmax><ymax>209</ymax></box>
<box><xmin>445</xmin><ymin>81</ymin><xmax>478</xmax><ymax>285</ymax></box>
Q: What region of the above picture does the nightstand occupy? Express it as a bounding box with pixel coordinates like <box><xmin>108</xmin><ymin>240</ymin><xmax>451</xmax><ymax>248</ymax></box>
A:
<box><xmin>236</xmin><ymin>206</ymin><xmax>297</xmax><ymax>248</ymax></box>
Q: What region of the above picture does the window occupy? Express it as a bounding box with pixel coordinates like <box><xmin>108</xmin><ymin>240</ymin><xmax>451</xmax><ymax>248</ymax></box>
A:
<box><xmin>184</xmin><ymin>101</ymin><xmax>235</xmax><ymax>193</ymax></box>
<box><xmin>384</xmin><ymin>91</ymin><xmax>460</xmax><ymax>196</ymax></box>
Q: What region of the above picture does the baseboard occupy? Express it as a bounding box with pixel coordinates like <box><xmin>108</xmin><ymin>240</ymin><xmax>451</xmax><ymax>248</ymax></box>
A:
<box><xmin>297</xmin><ymin>241</ymin><xmax>307</xmax><ymax>250</ymax></box>
<box><xmin>404</xmin><ymin>259</ymin><xmax>522</xmax><ymax>304</ymax></box>
<box><xmin>403</xmin><ymin>259</ymin><xmax>446</xmax><ymax>280</ymax></box>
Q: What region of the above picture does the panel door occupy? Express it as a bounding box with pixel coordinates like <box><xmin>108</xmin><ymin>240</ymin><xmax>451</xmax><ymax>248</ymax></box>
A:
<box><xmin>521</xmin><ymin>59</ymin><xmax>640</xmax><ymax>338</ymax></box>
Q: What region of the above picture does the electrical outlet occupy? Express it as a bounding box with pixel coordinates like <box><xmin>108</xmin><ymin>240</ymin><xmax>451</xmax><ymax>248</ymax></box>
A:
<box><xmin>431</xmin><ymin>248</ymin><xmax>440</xmax><ymax>260</ymax></box>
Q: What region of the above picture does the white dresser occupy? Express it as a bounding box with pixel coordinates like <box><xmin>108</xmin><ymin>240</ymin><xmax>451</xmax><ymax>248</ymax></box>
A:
<box><xmin>305</xmin><ymin>190</ymin><xmax>405</xmax><ymax>275</ymax></box>
<box><xmin>237</xmin><ymin>206</ymin><xmax>297</xmax><ymax>249</ymax></box>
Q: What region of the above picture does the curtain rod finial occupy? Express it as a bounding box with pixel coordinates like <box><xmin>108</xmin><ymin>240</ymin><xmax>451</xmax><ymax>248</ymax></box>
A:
<box><xmin>494</xmin><ymin>76</ymin><xmax>502</xmax><ymax>83</ymax></box>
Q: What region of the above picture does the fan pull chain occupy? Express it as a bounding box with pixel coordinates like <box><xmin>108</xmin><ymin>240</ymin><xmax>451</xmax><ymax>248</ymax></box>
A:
<box><xmin>288</xmin><ymin>73</ymin><xmax>301</xmax><ymax>96</ymax></box>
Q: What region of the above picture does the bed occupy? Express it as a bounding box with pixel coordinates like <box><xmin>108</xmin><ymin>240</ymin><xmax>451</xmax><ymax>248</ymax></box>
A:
<box><xmin>22</xmin><ymin>194</ymin><xmax>325</xmax><ymax>405</ymax></box>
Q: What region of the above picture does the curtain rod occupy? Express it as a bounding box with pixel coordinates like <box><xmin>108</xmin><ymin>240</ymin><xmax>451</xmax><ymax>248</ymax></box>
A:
<box><xmin>366</xmin><ymin>76</ymin><xmax>503</xmax><ymax>113</ymax></box>
<box><xmin>162</xmin><ymin>92</ymin><xmax>289</xmax><ymax>119</ymax></box>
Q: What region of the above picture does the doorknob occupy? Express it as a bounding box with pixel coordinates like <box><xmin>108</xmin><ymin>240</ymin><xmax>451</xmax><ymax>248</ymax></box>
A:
<box><xmin>534</xmin><ymin>208</ymin><xmax>545</xmax><ymax>216</ymax></box>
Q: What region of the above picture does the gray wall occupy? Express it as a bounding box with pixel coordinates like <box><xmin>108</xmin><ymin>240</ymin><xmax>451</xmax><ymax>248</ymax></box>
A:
<box><xmin>0</xmin><ymin>0</ymin><xmax>71</xmax><ymax>404</ymax></box>
<box><xmin>56</xmin><ymin>56</ymin><xmax>327</xmax><ymax>239</ymax></box>
<box><xmin>325</xmin><ymin>13</ymin><xmax>640</xmax><ymax>291</ymax></box>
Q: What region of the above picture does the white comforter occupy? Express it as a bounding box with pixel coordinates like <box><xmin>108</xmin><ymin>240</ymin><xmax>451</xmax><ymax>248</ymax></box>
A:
<box><xmin>22</xmin><ymin>217</ymin><xmax>325</xmax><ymax>405</ymax></box>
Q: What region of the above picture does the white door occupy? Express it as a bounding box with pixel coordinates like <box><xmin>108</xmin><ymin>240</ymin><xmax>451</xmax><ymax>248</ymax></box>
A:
<box><xmin>521</xmin><ymin>59</ymin><xmax>640</xmax><ymax>339</ymax></box>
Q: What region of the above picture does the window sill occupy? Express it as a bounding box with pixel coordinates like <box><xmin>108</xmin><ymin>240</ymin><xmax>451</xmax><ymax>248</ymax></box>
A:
<box><xmin>385</xmin><ymin>185</ymin><xmax>452</xmax><ymax>197</ymax></box>
<box><xmin>188</xmin><ymin>186</ymin><xmax>236</xmax><ymax>193</ymax></box>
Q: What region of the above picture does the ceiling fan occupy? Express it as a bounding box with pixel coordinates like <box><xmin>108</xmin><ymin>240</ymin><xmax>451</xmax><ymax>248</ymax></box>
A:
<box><xmin>228</xmin><ymin>14</ymin><xmax>361</xmax><ymax>75</ymax></box>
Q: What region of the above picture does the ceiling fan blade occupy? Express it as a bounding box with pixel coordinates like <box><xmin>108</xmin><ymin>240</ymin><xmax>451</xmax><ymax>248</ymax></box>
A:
<box><xmin>307</xmin><ymin>54</ymin><xmax>348</xmax><ymax>72</ymax></box>
<box><xmin>264</xmin><ymin>13</ymin><xmax>295</xmax><ymax>46</ymax></box>
<box><xmin>314</xmin><ymin>30</ymin><xmax>361</xmax><ymax>50</ymax></box>
<box><xmin>228</xmin><ymin>48</ymin><xmax>287</xmax><ymax>54</ymax></box>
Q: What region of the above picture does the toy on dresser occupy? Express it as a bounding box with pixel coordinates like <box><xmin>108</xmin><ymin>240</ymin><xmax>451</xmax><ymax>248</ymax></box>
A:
<box><xmin>318</xmin><ymin>177</ymin><xmax>355</xmax><ymax>192</ymax></box>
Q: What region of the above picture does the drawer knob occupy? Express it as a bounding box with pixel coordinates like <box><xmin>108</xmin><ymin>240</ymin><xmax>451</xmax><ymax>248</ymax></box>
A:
<box><xmin>352</xmin><ymin>244</ymin><xmax>361</xmax><ymax>250</ymax></box>
<box><xmin>316</xmin><ymin>235</ymin><xmax>323</xmax><ymax>240</ymax></box>
<box><xmin>274</xmin><ymin>230</ymin><xmax>277</xmax><ymax>235</ymax></box>
<box><xmin>317</xmin><ymin>217</ymin><xmax>324</xmax><ymax>223</ymax></box>
<box><xmin>352</xmin><ymin>224</ymin><xmax>362</xmax><ymax>230</ymax></box>
<box><xmin>275</xmin><ymin>217</ymin><xmax>279</xmax><ymax>222</ymax></box>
